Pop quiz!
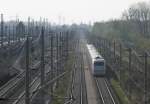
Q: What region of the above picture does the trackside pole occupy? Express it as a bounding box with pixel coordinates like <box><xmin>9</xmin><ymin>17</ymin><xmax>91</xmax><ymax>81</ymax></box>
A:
<box><xmin>128</xmin><ymin>48</ymin><xmax>132</xmax><ymax>99</ymax></box>
<box><xmin>144</xmin><ymin>52</ymin><xmax>148</xmax><ymax>104</ymax></box>
<box><xmin>119</xmin><ymin>43</ymin><xmax>122</xmax><ymax>85</ymax></box>
<box><xmin>50</xmin><ymin>31</ymin><xmax>54</xmax><ymax>99</ymax></box>
<box><xmin>139</xmin><ymin>52</ymin><xmax>149</xmax><ymax>104</ymax></box>
<box><xmin>40</xmin><ymin>27</ymin><xmax>45</xmax><ymax>104</ymax></box>
<box><xmin>25</xmin><ymin>36</ymin><xmax>30</xmax><ymax>104</ymax></box>
<box><xmin>1</xmin><ymin>14</ymin><xmax>4</xmax><ymax>47</ymax></box>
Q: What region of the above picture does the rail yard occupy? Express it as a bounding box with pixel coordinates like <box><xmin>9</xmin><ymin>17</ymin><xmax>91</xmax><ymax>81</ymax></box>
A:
<box><xmin>1</xmin><ymin>1</ymin><xmax>150</xmax><ymax>103</ymax></box>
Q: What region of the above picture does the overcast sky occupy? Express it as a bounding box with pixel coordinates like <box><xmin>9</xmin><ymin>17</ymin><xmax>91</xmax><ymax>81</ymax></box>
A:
<box><xmin>0</xmin><ymin>0</ymin><xmax>149</xmax><ymax>24</ymax></box>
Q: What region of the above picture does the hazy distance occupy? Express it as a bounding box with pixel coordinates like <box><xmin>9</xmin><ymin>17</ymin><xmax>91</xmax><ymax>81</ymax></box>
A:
<box><xmin>0</xmin><ymin>0</ymin><xmax>149</xmax><ymax>24</ymax></box>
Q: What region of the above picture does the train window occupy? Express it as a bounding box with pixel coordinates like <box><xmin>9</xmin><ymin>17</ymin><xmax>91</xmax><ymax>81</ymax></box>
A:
<box><xmin>94</xmin><ymin>62</ymin><xmax>104</xmax><ymax>66</ymax></box>
<box><xmin>95</xmin><ymin>56</ymin><xmax>100</xmax><ymax>59</ymax></box>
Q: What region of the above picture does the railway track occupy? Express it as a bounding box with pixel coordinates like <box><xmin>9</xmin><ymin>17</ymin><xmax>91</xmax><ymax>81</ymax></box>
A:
<box><xmin>95</xmin><ymin>78</ymin><xmax>116</xmax><ymax>104</ymax></box>
<box><xmin>80</xmin><ymin>62</ymin><xmax>88</xmax><ymax>104</ymax></box>
<box><xmin>80</xmin><ymin>38</ymin><xmax>118</xmax><ymax>104</ymax></box>
<box><xmin>80</xmin><ymin>44</ymin><xmax>88</xmax><ymax>104</ymax></box>
<box><xmin>12</xmin><ymin>76</ymin><xmax>40</xmax><ymax>104</ymax></box>
<box><xmin>68</xmin><ymin>39</ymin><xmax>88</xmax><ymax>104</ymax></box>
<box><xmin>12</xmin><ymin>62</ymin><xmax>51</xmax><ymax>104</ymax></box>
<box><xmin>0</xmin><ymin>71</ymin><xmax>25</xmax><ymax>98</ymax></box>
<box><xmin>0</xmin><ymin>40</ymin><xmax>29</xmax><ymax>99</ymax></box>
<box><xmin>0</xmin><ymin>61</ymin><xmax>41</xmax><ymax>104</ymax></box>
<box><xmin>80</xmin><ymin>68</ymin><xmax>83</xmax><ymax>104</ymax></box>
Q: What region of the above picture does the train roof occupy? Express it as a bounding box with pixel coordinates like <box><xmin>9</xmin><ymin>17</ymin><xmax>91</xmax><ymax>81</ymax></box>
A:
<box><xmin>86</xmin><ymin>44</ymin><xmax>104</xmax><ymax>61</ymax></box>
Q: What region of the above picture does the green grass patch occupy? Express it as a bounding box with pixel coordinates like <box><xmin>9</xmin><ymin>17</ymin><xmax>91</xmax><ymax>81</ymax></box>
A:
<box><xmin>51</xmin><ymin>54</ymin><xmax>74</xmax><ymax>104</ymax></box>
<box><xmin>111</xmin><ymin>79</ymin><xmax>130</xmax><ymax>104</ymax></box>
<box><xmin>52</xmin><ymin>72</ymin><xmax>70</xmax><ymax>104</ymax></box>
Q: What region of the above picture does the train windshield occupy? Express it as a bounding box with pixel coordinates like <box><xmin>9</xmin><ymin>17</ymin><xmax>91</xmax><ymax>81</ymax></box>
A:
<box><xmin>94</xmin><ymin>62</ymin><xmax>104</xmax><ymax>66</ymax></box>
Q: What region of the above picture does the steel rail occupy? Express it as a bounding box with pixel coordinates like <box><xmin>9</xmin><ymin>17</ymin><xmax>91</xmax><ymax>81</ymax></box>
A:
<box><xmin>95</xmin><ymin>78</ymin><xmax>116</xmax><ymax>104</ymax></box>
<box><xmin>0</xmin><ymin>72</ymin><xmax>25</xmax><ymax>97</ymax></box>
<box><xmin>104</xmin><ymin>79</ymin><xmax>116</xmax><ymax>104</ymax></box>
<box><xmin>12</xmin><ymin>76</ymin><xmax>40</xmax><ymax>104</ymax></box>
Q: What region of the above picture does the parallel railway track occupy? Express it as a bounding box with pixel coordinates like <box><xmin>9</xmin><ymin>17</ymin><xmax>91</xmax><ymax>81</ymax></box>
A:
<box><xmin>12</xmin><ymin>76</ymin><xmax>40</xmax><ymax>104</ymax></box>
<box><xmin>0</xmin><ymin>61</ymin><xmax>41</xmax><ymax>104</ymax></box>
<box><xmin>12</xmin><ymin>63</ymin><xmax>51</xmax><ymax>104</ymax></box>
<box><xmin>80</xmin><ymin>63</ymin><xmax>88</xmax><ymax>104</ymax></box>
<box><xmin>79</xmin><ymin>41</ymin><xmax>88</xmax><ymax>104</ymax></box>
<box><xmin>0</xmin><ymin>71</ymin><xmax>25</xmax><ymax>98</ymax></box>
<box><xmin>68</xmin><ymin>39</ymin><xmax>88</xmax><ymax>104</ymax></box>
<box><xmin>95</xmin><ymin>78</ymin><xmax>116</xmax><ymax>104</ymax></box>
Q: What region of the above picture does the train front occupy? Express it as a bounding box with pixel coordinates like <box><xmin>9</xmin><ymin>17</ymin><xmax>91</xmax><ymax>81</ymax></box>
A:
<box><xmin>93</xmin><ymin>58</ymin><xmax>106</xmax><ymax>76</ymax></box>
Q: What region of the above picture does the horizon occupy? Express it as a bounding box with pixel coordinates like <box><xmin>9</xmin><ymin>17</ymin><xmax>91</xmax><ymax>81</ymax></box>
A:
<box><xmin>0</xmin><ymin>0</ymin><xmax>149</xmax><ymax>24</ymax></box>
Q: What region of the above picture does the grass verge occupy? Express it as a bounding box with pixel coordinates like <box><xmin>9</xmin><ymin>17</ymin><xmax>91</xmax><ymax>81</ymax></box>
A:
<box><xmin>52</xmin><ymin>71</ymin><xmax>71</xmax><ymax>104</ymax></box>
<box><xmin>111</xmin><ymin>79</ymin><xmax>130</xmax><ymax>104</ymax></box>
<box><xmin>51</xmin><ymin>55</ymin><xmax>74</xmax><ymax>104</ymax></box>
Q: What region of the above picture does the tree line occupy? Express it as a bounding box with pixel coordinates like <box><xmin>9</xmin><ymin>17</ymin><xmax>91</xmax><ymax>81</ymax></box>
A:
<box><xmin>92</xmin><ymin>1</ymin><xmax>150</xmax><ymax>51</ymax></box>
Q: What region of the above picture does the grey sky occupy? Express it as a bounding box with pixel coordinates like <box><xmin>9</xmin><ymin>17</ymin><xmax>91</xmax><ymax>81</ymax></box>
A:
<box><xmin>0</xmin><ymin>0</ymin><xmax>149</xmax><ymax>24</ymax></box>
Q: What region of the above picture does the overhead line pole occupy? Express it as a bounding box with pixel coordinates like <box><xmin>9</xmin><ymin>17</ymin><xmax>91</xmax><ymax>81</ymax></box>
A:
<box><xmin>59</xmin><ymin>32</ymin><xmax>62</xmax><ymax>73</ymax></box>
<box><xmin>144</xmin><ymin>52</ymin><xmax>148</xmax><ymax>104</ymax></box>
<box><xmin>25</xmin><ymin>36</ymin><xmax>30</xmax><ymax>104</ymax></box>
<box><xmin>139</xmin><ymin>52</ymin><xmax>150</xmax><ymax>104</ymax></box>
<box><xmin>128</xmin><ymin>48</ymin><xmax>132</xmax><ymax>99</ymax></box>
<box><xmin>40</xmin><ymin>27</ymin><xmax>45</xmax><ymax>104</ymax></box>
<box><xmin>41</xmin><ymin>27</ymin><xmax>45</xmax><ymax>86</ymax></box>
<box><xmin>50</xmin><ymin>31</ymin><xmax>54</xmax><ymax>98</ymax></box>
<box><xmin>56</xmin><ymin>32</ymin><xmax>59</xmax><ymax>87</ymax></box>
<box><xmin>1</xmin><ymin>14</ymin><xmax>4</xmax><ymax>47</ymax></box>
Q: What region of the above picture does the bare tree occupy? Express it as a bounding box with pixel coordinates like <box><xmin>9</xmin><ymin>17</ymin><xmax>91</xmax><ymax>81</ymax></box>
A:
<box><xmin>122</xmin><ymin>2</ymin><xmax>150</xmax><ymax>37</ymax></box>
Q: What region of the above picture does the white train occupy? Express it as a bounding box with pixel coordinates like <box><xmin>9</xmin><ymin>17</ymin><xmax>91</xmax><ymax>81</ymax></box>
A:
<box><xmin>86</xmin><ymin>44</ymin><xmax>106</xmax><ymax>76</ymax></box>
